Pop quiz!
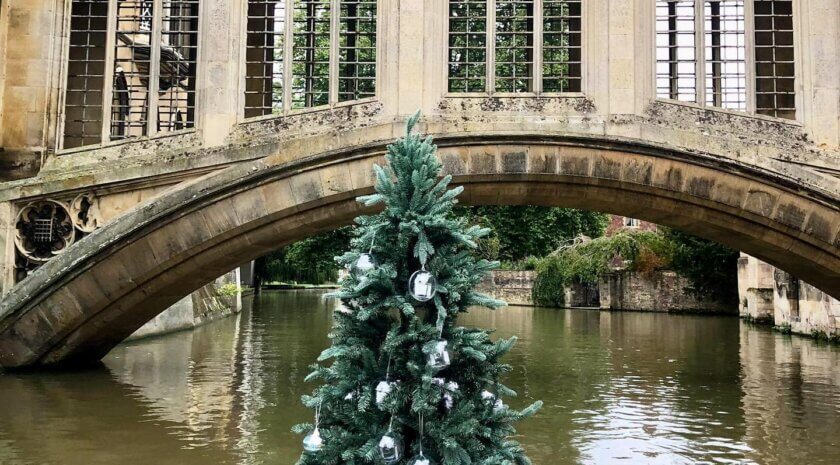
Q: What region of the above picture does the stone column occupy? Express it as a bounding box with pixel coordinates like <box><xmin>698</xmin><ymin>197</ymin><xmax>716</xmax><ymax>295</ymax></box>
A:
<box><xmin>737</xmin><ymin>253</ymin><xmax>775</xmax><ymax>323</ymax></box>
<box><xmin>0</xmin><ymin>201</ymin><xmax>14</xmax><ymax>296</ymax></box>
<box><xmin>197</xmin><ymin>0</ymin><xmax>244</xmax><ymax>147</ymax></box>
<box><xmin>772</xmin><ymin>269</ymin><xmax>799</xmax><ymax>326</ymax></box>
<box><xmin>796</xmin><ymin>0</ymin><xmax>840</xmax><ymax>147</ymax></box>
<box><xmin>397</xmin><ymin>0</ymin><xmax>426</xmax><ymax>116</ymax></box>
<box><xmin>607</xmin><ymin>0</ymin><xmax>636</xmax><ymax>115</ymax></box>
<box><xmin>0</xmin><ymin>0</ymin><xmax>65</xmax><ymax>180</ymax></box>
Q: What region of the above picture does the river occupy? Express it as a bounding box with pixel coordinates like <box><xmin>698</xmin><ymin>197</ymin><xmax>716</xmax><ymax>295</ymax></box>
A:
<box><xmin>0</xmin><ymin>290</ymin><xmax>838</xmax><ymax>464</ymax></box>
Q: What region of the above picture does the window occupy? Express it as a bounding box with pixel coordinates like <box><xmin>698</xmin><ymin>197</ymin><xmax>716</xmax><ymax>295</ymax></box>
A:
<box><xmin>64</xmin><ymin>0</ymin><xmax>109</xmax><ymax>149</ymax></box>
<box><xmin>623</xmin><ymin>217</ymin><xmax>640</xmax><ymax>228</ymax></box>
<box><xmin>655</xmin><ymin>0</ymin><xmax>795</xmax><ymax>119</ymax></box>
<box><xmin>338</xmin><ymin>0</ymin><xmax>377</xmax><ymax>102</ymax></box>
<box><xmin>63</xmin><ymin>0</ymin><xmax>199</xmax><ymax>148</ymax></box>
<box><xmin>448</xmin><ymin>0</ymin><xmax>581</xmax><ymax>94</ymax></box>
<box><xmin>245</xmin><ymin>0</ymin><xmax>377</xmax><ymax>118</ymax></box>
<box><xmin>754</xmin><ymin>0</ymin><xmax>795</xmax><ymax>119</ymax></box>
<box><xmin>62</xmin><ymin>0</ymin><xmax>200</xmax><ymax>150</ymax></box>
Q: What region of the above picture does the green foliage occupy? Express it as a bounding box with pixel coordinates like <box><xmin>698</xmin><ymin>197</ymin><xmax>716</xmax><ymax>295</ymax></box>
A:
<box><xmin>296</xmin><ymin>113</ymin><xmax>541</xmax><ymax>465</ymax></box>
<box><xmin>216</xmin><ymin>283</ymin><xmax>241</xmax><ymax>297</ymax></box>
<box><xmin>458</xmin><ymin>205</ymin><xmax>609</xmax><ymax>262</ymax></box>
<box><xmin>532</xmin><ymin>231</ymin><xmax>673</xmax><ymax>306</ymax></box>
<box><xmin>531</xmin><ymin>228</ymin><xmax>738</xmax><ymax>306</ymax></box>
<box><xmin>255</xmin><ymin>228</ymin><xmax>352</xmax><ymax>285</ymax></box>
<box><xmin>499</xmin><ymin>256</ymin><xmax>540</xmax><ymax>271</ymax></box>
<box><xmin>663</xmin><ymin>228</ymin><xmax>739</xmax><ymax>305</ymax></box>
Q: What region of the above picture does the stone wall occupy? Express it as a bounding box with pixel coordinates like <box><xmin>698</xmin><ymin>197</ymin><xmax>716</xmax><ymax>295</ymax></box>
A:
<box><xmin>599</xmin><ymin>271</ymin><xmax>733</xmax><ymax>314</ymax></box>
<box><xmin>479</xmin><ymin>270</ymin><xmax>536</xmax><ymax>306</ymax></box>
<box><xmin>739</xmin><ymin>254</ymin><xmax>840</xmax><ymax>340</ymax></box>
<box><xmin>127</xmin><ymin>269</ymin><xmax>242</xmax><ymax>341</ymax></box>
<box><xmin>480</xmin><ymin>269</ymin><xmax>719</xmax><ymax>313</ymax></box>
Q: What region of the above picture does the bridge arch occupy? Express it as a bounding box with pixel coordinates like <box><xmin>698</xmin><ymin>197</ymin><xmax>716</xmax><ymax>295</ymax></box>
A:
<box><xmin>1</xmin><ymin>123</ymin><xmax>838</xmax><ymax>369</ymax></box>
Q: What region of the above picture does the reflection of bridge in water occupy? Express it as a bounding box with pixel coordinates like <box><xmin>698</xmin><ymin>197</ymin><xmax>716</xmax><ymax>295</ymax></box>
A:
<box><xmin>1</xmin><ymin>293</ymin><xmax>839</xmax><ymax>464</ymax></box>
<box><xmin>0</xmin><ymin>0</ymin><xmax>838</xmax><ymax>369</ymax></box>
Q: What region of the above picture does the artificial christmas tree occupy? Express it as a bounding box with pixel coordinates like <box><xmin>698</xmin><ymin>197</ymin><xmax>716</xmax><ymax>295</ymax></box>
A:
<box><xmin>294</xmin><ymin>112</ymin><xmax>542</xmax><ymax>465</ymax></box>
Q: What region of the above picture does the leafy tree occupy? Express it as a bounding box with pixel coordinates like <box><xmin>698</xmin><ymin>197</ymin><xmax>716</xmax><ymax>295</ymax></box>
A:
<box><xmin>295</xmin><ymin>114</ymin><xmax>541</xmax><ymax>465</ymax></box>
<box><xmin>662</xmin><ymin>228</ymin><xmax>739</xmax><ymax>305</ymax></box>
<box><xmin>460</xmin><ymin>206</ymin><xmax>608</xmax><ymax>262</ymax></box>
<box><xmin>532</xmin><ymin>230</ymin><xmax>672</xmax><ymax>306</ymax></box>
<box><xmin>253</xmin><ymin>228</ymin><xmax>352</xmax><ymax>286</ymax></box>
<box><xmin>531</xmin><ymin>228</ymin><xmax>738</xmax><ymax>306</ymax></box>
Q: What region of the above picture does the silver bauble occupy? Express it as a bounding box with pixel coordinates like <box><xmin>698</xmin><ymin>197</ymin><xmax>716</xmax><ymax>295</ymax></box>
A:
<box><xmin>409</xmin><ymin>269</ymin><xmax>437</xmax><ymax>301</ymax></box>
<box><xmin>375</xmin><ymin>380</ymin><xmax>396</xmax><ymax>406</ymax></box>
<box><xmin>378</xmin><ymin>432</ymin><xmax>405</xmax><ymax>464</ymax></box>
<box><xmin>303</xmin><ymin>427</ymin><xmax>324</xmax><ymax>452</ymax></box>
<box><xmin>427</xmin><ymin>340</ymin><xmax>451</xmax><ymax>371</ymax></box>
<box><xmin>352</xmin><ymin>253</ymin><xmax>377</xmax><ymax>276</ymax></box>
<box><xmin>407</xmin><ymin>453</ymin><xmax>436</xmax><ymax>465</ymax></box>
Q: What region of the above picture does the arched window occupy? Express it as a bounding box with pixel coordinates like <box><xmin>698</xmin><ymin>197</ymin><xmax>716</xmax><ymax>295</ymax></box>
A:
<box><xmin>655</xmin><ymin>0</ymin><xmax>795</xmax><ymax>119</ymax></box>
<box><xmin>448</xmin><ymin>0</ymin><xmax>582</xmax><ymax>94</ymax></box>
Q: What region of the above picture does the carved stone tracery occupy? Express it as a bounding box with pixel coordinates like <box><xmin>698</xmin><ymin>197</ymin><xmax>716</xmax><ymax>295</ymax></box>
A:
<box><xmin>14</xmin><ymin>200</ymin><xmax>76</xmax><ymax>264</ymax></box>
<box><xmin>13</xmin><ymin>193</ymin><xmax>103</xmax><ymax>281</ymax></box>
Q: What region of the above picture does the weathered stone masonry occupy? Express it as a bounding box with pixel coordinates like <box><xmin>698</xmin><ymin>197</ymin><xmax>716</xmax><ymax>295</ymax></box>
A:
<box><xmin>0</xmin><ymin>0</ymin><xmax>837</xmax><ymax>368</ymax></box>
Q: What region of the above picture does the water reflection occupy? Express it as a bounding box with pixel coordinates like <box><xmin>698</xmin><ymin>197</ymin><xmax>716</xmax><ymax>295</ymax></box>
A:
<box><xmin>0</xmin><ymin>290</ymin><xmax>838</xmax><ymax>464</ymax></box>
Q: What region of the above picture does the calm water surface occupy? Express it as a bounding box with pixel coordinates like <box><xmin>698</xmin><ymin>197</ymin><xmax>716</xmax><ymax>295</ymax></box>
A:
<box><xmin>1</xmin><ymin>290</ymin><xmax>839</xmax><ymax>465</ymax></box>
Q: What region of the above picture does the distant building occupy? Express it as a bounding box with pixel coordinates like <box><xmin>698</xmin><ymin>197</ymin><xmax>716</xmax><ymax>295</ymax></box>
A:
<box><xmin>605</xmin><ymin>215</ymin><xmax>657</xmax><ymax>236</ymax></box>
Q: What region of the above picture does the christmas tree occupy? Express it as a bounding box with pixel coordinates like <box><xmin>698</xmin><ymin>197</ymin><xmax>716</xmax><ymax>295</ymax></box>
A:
<box><xmin>295</xmin><ymin>112</ymin><xmax>542</xmax><ymax>465</ymax></box>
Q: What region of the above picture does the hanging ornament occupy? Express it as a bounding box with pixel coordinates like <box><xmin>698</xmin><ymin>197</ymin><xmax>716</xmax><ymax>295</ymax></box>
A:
<box><xmin>352</xmin><ymin>231</ymin><xmax>378</xmax><ymax>277</ymax></box>
<box><xmin>303</xmin><ymin>401</ymin><xmax>324</xmax><ymax>453</ymax></box>
<box><xmin>352</xmin><ymin>253</ymin><xmax>377</xmax><ymax>276</ymax></box>
<box><xmin>378</xmin><ymin>418</ymin><xmax>405</xmax><ymax>465</ymax></box>
<box><xmin>427</xmin><ymin>339</ymin><xmax>451</xmax><ymax>371</ymax></box>
<box><xmin>481</xmin><ymin>390</ymin><xmax>505</xmax><ymax>413</ymax></box>
<box><xmin>409</xmin><ymin>267</ymin><xmax>437</xmax><ymax>302</ymax></box>
<box><xmin>376</xmin><ymin>354</ymin><xmax>396</xmax><ymax>406</ymax></box>
<box><xmin>432</xmin><ymin>378</ymin><xmax>459</xmax><ymax>410</ymax></box>
<box><xmin>444</xmin><ymin>381</ymin><xmax>458</xmax><ymax>410</ymax></box>
<box><xmin>303</xmin><ymin>428</ymin><xmax>324</xmax><ymax>452</ymax></box>
<box><xmin>407</xmin><ymin>413</ymin><xmax>436</xmax><ymax>465</ymax></box>
<box><xmin>408</xmin><ymin>454</ymin><xmax>436</xmax><ymax>465</ymax></box>
<box><xmin>375</xmin><ymin>380</ymin><xmax>396</xmax><ymax>405</ymax></box>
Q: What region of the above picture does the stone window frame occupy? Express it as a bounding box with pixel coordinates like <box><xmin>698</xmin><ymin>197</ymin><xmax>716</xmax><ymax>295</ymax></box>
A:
<box><xmin>445</xmin><ymin>0</ymin><xmax>586</xmax><ymax>97</ymax></box>
<box><xmin>654</xmin><ymin>0</ymin><xmax>800</xmax><ymax>122</ymax></box>
<box><xmin>241</xmin><ymin>0</ymin><xmax>381</xmax><ymax>121</ymax></box>
<box><xmin>58</xmin><ymin>0</ymin><xmax>204</xmax><ymax>153</ymax></box>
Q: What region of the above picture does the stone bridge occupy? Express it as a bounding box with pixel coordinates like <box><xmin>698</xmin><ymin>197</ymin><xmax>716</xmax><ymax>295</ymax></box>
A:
<box><xmin>0</xmin><ymin>0</ymin><xmax>838</xmax><ymax>368</ymax></box>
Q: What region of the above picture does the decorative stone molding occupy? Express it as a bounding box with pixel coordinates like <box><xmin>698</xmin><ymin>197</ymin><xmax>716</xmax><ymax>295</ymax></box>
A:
<box><xmin>14</xmin><ymin>200</ymin><xmax>76</xmax><ymax>264</ymax></box>
<box><xmin>69</xmin><ymin>193</ymin><xmax>102</xmax><ymax>233</ymax></box>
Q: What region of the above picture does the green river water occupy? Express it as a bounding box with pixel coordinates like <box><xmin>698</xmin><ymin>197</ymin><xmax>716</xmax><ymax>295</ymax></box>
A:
<box><xmin>1</xmin><ymin>290</ymin><xmax>838</xmax><ymax>465</ymax></box>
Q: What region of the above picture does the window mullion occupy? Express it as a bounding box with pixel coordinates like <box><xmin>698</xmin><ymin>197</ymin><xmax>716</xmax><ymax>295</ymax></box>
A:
<box><xmin>487</xmin><ymin>0</ymin><xmax>496</xmax><ymax>93</ymax></box>
<box><xmin>329</xmin><ymin>0</ymin><xmax>340</xmax><ymax>105</ymax></box>
<box><xmin>147</xmin><ymin>0</ymin><xmax>164</xmax><ymax>137</ymax></box>
<box><xmin>744</xmin><ymin>0</ymin><xmax>756</xmax><ymax>113</ymax></box>
<box><xmin>533</xmin><ymin>0</ymin><xmax>543</xmax><ymax>93</ymax></box>
<box><xmin>695</xmin><ymin>0</ymin><xmax>705</xmax><ymax>105</ymax></box>
<box><xmin>283</xmin><ymin>1</ymin><xmax>294</xmax><ymax>113</ymax></box>
<box><xmin>100</xmin><ymin>0</ymin><xmax>119</xmax><ymax>144</ymax></box>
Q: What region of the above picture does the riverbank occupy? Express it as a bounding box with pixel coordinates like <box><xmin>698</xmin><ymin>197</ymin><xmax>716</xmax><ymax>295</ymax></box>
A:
<box><xmin>480</xmin><ymin>269</ymin><xmax>733</xmax><ymax>314</ymax></box>
<box><xmin>126</xmin><ymin>269</ymin><xmax>242</xmax><ymax>341</ymax></box>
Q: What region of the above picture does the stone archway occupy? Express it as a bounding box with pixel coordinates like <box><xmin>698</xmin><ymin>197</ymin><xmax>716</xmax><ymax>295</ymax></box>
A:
<box><xmin>0</xmin><ymin>133</ymin><xmax>837</xmax><ymax>369</ymax></box>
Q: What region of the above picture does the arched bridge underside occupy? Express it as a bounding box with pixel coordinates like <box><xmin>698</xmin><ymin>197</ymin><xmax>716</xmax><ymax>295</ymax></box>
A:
<box><xmin>1</xmin><ymin>124</ymin><xmax>839</xmax><ymax>369</ymax></box>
